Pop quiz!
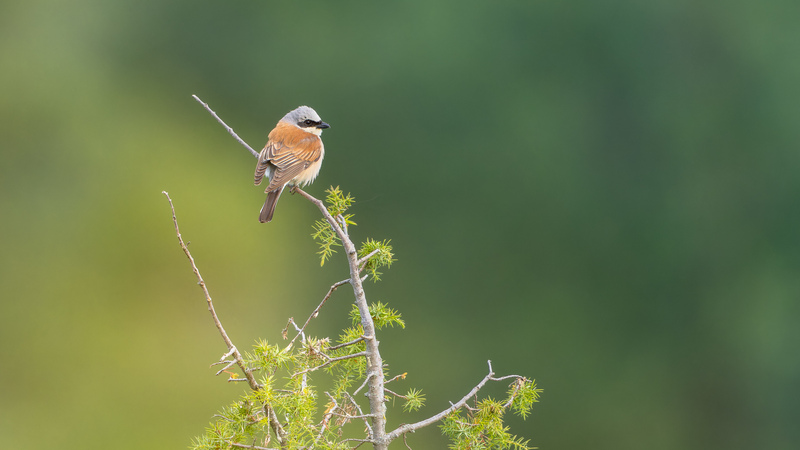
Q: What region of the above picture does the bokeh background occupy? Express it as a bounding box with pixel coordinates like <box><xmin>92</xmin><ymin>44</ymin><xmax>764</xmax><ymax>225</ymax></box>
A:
<box><xmin>2</xmin><ymin>1</ymin><xmax>799</xmax><ymax>449</ymax></box>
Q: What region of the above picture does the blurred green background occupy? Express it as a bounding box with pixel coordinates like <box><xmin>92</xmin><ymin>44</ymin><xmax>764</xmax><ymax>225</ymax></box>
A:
<box><xmin>2</xmin><ymin>0</ymin><xmax>798</xmax><ymax>449</ymax></box>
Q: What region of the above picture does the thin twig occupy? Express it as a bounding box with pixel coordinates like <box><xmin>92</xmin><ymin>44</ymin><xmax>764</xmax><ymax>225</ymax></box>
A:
<box><xmin>163</xmin><ymin>191</ymin><xmax>261</xmax><ymax>391</ymax></box>
<box><xmin>284</xmin><ymin>318</ymin><xmax>310</xmax><ymax>389</ymax></box>
<box><xmin>264</xmin><ymin>404</ymin><xmax>288</xmax><ymax>448</ymax></box>
<box><xmin>330</xmin><ymin>412</ymin><xmax>379</xmax><ymax>420</ymax></box>
<box><xmin>356</xmin><ymin>249</ymin><xmax>381</xmax><ymax>271</ymax></box>
<box><xmin>212</xmin><ymin>359</ymin><xmax>238</xmax><ymax>376</ymax></box>
<box><xmin>284</xmin><ymin>278</ymin><xmax>351</xmax><ymax>352</ymax></box>
<box><xmin>327</xmin><ymin>336</ymin><xmax>365</xmax><ymax>351</ymax></box>
<box><xmin>313</xmin><ymin>392</ymin><xmax>339</xmax><ymax>446</ymax></box>
<box><xmin>192</xmin><ymin>95</ymin><xmax>259</xmax><ymax>158</ymax></box>
<box><xmin>385</xmin><ymin>373</ymin><xmax>407</xmax><ymax>384</ymax></box>
<box><xmin>402</xmin><ymin>433</ymin><xmax>413</xmax><ymax>450</ymax></box>
<box><xmin>291</xmin><ymin>351</ymin><xmax>367</xmax><ymax>378</ymax></box>
<box><xmin>502</xmin><ymin>377</ymin><xmax>529</xmax><ymax>408</ymax></box>
<box><xmin>286</xmin><ymin>318</ymin><xmax>305</xmax><ymax>344</ymax></box>
<box><xmin>230</xmin><ymin>442</ymin><xmax>277</xmax><ymax>450</ymax></box>
<box><xmin>344</xmin><ymin>391</ymin><xmax>374</xmax><ymax>437</ymax></box>
<box><xmin>383</xmin><ymin>388</ymin><xmax>405</xmax><ymax>400</ymax></box>
<box><xmin>340</xmin><ymin>438</ymin><xmax>376</xmax><ymax>445</ymax></box>
<box><xmin>352</xmin><ymin>371</ymin><xmax>375</xmax><ymax>397</ymax></box>
<box><xmin>491</xmin><ymin>374</ymin><xmax>525</xmax><ymax>382</ymax></box>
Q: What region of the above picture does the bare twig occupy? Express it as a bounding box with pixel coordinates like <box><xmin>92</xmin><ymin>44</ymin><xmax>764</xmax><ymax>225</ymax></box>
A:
<box><xmin>352</xmin><ymin>371</ymin><xmax>376</xmax><ymax>397</ymax></box>
<box><xmin>356</xmin><ymin>248</ymin><xmax>381</xmax><ymax>271</ymax></box>
<box><xmin>385</xmin><ymin>373</ymin><xmax>407</xmax><ymax>384</ymax></box>
<box><xmin>330</xmin><ymin>412</ymin><xmax>379</xmax><ymax>420</ymax></box>
<box><xmin>291</xmin><ymin>351</ymin><xmax>367</xmax><ymax>378</ymax></box>
<box><xmin>327</xmin><ymin>336</ymin><xmax>365</xmax><ymax>351</ymax></box>
<box><xmin>340</xmin><ymin>438</ymin><xmax>377</xmax><ymax>445</ymax></box>
<box><xmin>192</xmin><ymin>95</ymin><xmax>259</xmax><ymax>158</ymax></box>
<box><xmin>230</xmin><ymin>442</ymin><xmax>277</xmax><ymax>450</ymax></box>
<box><xmin>286</xmin><ymin>318</ymin><xmax>305</xmax><ymax>342</ymax></box>
<box><xmin>163</xmin><ymin>191</ymin><xmax>261</xmax><ymax>391</ymax></box>
<box><xmin>264</xmin><ymin>404</ymin><xmax>288</xmax><ymax>449</ymax></box>
<box><xmin>283</xmin><ymin>318</ymin><xmax>311</xmax><ymax>389</ymax></box>
<box><xmin>491</xmin><ymin>374</ymin><xmax>526</xmax><ymax>382</ymax></box>
<box><xmin>402</xmin><ymin>433</ymin><xmax>412</xmax><ymax>450</ymax></box>
<box><xmin>344</xmin><ymin>391</ymin><xmax>374</xmax><ymax>437</ymax></box>
<box><xmin>313</xmin><ymin>392</ymin><xmax>339</xmax><ymax>446</ymax></box>
<box><xmin>502</xmin><ymin>377</ymin><xmax>530</xmax><ymax>408</ymax></box>
<box><xmin>212</xmin><ymin>359</ymin><xmax>237</xmax><ymax>376</ymax></box>
<box><xmin>383</xmin><ymin>388</ymin><xmax>405</xmax><ymax>400</ymax></box>
<box><xmin>284</xmin><ymin>278</ymin><xmax>351</xmax><ymax>352</ymax></box>
<box><xmin>456</xmin><ymin>401</ymin><xmax>478</xmax><ymax>412</ymax></box>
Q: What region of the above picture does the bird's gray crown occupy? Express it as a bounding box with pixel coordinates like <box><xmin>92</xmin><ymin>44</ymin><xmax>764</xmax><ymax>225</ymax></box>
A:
<box><xmin>281</xmin><ymin>106</ymin><xmax>322</xmax><ymax>125</ymax></box>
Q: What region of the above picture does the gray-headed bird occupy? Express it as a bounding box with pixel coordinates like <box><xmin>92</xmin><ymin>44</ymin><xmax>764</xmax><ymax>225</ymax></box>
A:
<box><xmin>254</xmin><ymin>106</ymin><xmax>329</xmax><ymax>223</ymax></box>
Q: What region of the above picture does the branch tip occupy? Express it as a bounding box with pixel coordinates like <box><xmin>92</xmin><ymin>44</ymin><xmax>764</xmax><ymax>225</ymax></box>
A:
<box><xmin>192</xmin><ymin>94</ymin><xmax>259</xmax><ymax>158</ymax></box>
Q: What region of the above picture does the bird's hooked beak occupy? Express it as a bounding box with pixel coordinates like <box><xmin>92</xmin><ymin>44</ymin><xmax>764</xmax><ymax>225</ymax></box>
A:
<box><xmin>316</xmin><ymin>122</ymin><xmax>330</xmax><ymax>129</ymax></box>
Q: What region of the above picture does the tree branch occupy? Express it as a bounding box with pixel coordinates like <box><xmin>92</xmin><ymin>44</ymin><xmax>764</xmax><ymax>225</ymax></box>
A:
<box><xmin>192</xmin><ymin>95</ymin><xmax>259</xmax><ymax>158</ymax></box>
<box><xmin>356</xmin><ymin>249</ymin><xmax>381</xmax><ymax>268</ymax></box>
<box><xmin>163</xmin><ymin>191</ymin><xmax>261</xmax><ymax>391</ymax></box>
<box><xmin>327</xmin><ymin>336</ymin><xmax>365</xmax><ymax>351</ymax></box>
<box><xmin>313</xmin><ymin>392</ymin><xmax>339</xmax><ymax>446</ymax></box>
<box><xmin>385</xmin><ymin>373</ymin><xmax>407</xmax><ymax>385</ymax></box>
<box><xmin>383</xmin><ymin>388</ymin><xmax>405</xmax><ymax>400</ymax></box>
<box><xmin>291</xmin><ymin>351</ymin><xmax>367</xmax><ymax>378</ymax></box>
<box><xmin>284</xmin><ymin>278</ymin><xmax>351</xmax><ymax>352</ymax></box>
<box><xmin>344</xmin><ymin>391</ymin><xmax>374</xmax><ymax>437</ymax></box>
<box><xmin>386</xmin><ymin>360</ymin><xmax>507</xmax><ymax>441</ymax></box>
<box><xmin>264</xmin><ymin>404</ymin><xmax>288</xmax><ymax>449</ymax></box>
<box><xmin>230</xmin><ymin>443</ymin><xmax>278</xmax><ymax>450</ymax></box>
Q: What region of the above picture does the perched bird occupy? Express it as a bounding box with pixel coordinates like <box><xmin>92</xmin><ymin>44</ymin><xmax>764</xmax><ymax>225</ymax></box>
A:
<box><xmin>254</xmin><ymin>106</ymin><xmax>329</xmax><ymax>222</ymax></box>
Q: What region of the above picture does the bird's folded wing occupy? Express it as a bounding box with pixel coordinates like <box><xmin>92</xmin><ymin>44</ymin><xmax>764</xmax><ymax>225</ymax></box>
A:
<box><xmin>264</xmin><ymin>136</ymin><xmax>322</xmax><ymax>192</ymax></box>
<box><xmin>253</xmin><ymin>143</ymin><xmax>277</xmax><ymax>186</ymax></box>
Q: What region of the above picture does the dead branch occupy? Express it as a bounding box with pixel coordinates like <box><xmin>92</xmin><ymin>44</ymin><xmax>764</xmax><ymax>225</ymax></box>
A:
<box><xmin>192</xmin><ymin>95</ymin><xmax>259</xmax><ymax>158</ymax></box>
<box><xmin>162</xmin><ymin>191</ymin><xmax>261</xmax><ymax>391</ymax></box>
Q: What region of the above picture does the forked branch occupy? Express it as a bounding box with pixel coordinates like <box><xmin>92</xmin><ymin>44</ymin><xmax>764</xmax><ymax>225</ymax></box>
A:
<box><xmin>386</xmin><ymin>360</ymin><xmax>526</xmax><ymax>441</ymax></box>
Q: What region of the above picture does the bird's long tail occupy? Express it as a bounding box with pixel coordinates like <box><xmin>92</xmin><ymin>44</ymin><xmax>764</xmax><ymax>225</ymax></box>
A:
<box><xmin>259</xmin><ymin>186</ymin><xmax>284</xmax><ymax>223</ymax></box>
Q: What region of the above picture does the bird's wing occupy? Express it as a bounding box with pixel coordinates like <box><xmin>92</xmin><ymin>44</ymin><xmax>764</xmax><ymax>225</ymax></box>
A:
<box><xmin>263</xmin><ymin>134</ymin><xmax>322</xmax><ymax>192</ymax></box>
<box><xmin>254</xmin><ymin>143</ymin><xmax>277</xmax><ymax>186</ymax></box>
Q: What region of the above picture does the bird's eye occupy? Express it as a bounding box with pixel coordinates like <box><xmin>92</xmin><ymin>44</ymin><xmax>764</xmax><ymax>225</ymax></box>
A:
<box><xmin>304</xmin><ymin>119</ymin><xmax>314</xmax><ymax>125</ymax></box>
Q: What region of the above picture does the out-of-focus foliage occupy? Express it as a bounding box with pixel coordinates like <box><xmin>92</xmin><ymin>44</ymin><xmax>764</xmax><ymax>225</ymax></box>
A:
<box><xmin>1</xmin><ymin>0</ymin><xmax>799</xmax><ymax>449</ymax></box>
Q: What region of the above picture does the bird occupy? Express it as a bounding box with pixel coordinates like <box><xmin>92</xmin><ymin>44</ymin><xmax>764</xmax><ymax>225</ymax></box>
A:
<box><xmin>254</xmin><ymin>106</ymin><xmax>329</xmax><ymax>223</ymax></box>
